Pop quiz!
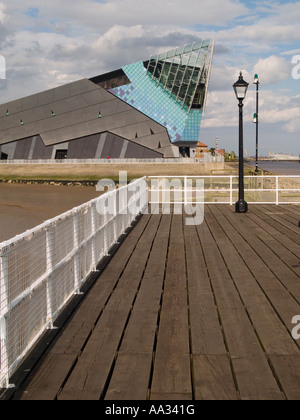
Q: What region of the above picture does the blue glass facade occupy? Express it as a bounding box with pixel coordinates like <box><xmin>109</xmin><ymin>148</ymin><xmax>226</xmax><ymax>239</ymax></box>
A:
<box><xmin>109</xmin><ymin>61</ymin><xmax>203</xmax><ymax>144</ymax></box>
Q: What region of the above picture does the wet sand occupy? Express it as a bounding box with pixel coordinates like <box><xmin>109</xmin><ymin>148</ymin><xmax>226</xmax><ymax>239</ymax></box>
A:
<box><xmin>0</xmin><ymin>183</ymin><xmax>101</xmax><ymax>242</ymax></box>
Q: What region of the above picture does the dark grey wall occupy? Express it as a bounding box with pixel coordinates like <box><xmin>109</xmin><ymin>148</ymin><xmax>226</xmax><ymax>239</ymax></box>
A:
<box><xmin>0</xmin><ymin>131</ymin><xmax>163</xmax><ymax>160</ymax></box>
<box><xmin>0</xmin><ymin>79</ymin><xmax>177</xmax><ymax>158</ymax></box>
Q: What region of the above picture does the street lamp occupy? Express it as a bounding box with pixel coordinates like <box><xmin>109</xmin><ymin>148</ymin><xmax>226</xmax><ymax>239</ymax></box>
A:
<box><xmin>233</xmin><ymin>71</ymin><xmax>249</xmax><ymax>213</ymax></box>
<box><xmin>253</xmin><ymin>73</ymin><xmax>259</xmax><ymax>173</ymax></box>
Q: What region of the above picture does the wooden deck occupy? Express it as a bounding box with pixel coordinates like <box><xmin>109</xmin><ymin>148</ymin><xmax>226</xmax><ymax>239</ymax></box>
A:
<box><xmin>9</xmin><ymin>204</ymin><xmax>300</xmax><ymax>400</ymax></box>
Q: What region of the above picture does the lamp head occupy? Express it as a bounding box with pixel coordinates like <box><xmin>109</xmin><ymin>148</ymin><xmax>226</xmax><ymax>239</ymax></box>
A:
<box><xmin>233</xmin><ymin>71</ymin><xmax>249</xmax><ymax>101</ymax></box>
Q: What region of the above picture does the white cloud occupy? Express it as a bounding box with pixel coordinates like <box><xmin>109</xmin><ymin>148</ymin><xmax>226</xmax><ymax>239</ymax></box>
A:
<box><xmin>219</xmin><ymin>24</ymin><xmax>300</xmax><ymax>45</ymax></box>
<box><xmin>0</xmin><ymin>2</ymin><xmax>7</xmax><ymax>24</ymax></box>
<box><xmin>4</xmin><ymin>0</ymin><xmax>248</xmax><ymax>31</ymax></box>
<box><xmin>202</xmin><ymin>83</ymin><xmax>300</xmax><ymax>135</ymax></box>
<box><xmin>0</xmin><ymin>0</ymin><xmax>300</xmax><ymax>155</ymax></box>
<box><xmin>257</xmin><ymin>91</ymin><xmax>300</xmax><ymax>132</ymax></box>
<box><xmin>253</xmin><ymin>55</ymin><xmax>291</xmax><ymax>85</ymax></box>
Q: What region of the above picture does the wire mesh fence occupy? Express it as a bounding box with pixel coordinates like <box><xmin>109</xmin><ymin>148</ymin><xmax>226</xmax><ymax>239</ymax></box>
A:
<box><xmin>0</xmin><ymin>177</ymin><xmax>148</xmax><ymax>388</ymax></box>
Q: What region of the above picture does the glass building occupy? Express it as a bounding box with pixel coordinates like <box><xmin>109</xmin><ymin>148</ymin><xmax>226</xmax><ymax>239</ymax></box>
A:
<box><xmin>109</xmin><ymin>38</ymin><xmax>215</xmax><ymax>157</ymax></box>
<box><xmin>0</xmin><ymin>39</ymin><xmax>214</xmax><ymax>161</ymax></box>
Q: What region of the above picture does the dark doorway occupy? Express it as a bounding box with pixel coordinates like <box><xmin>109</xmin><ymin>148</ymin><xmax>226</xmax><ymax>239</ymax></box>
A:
<box><xmin>179</xmin><ymin>147</ymin><xmax>190</xmax><ymax>158</ymax></box>
<box><xmin>1</xmin><ymin>152</ymin><xmax>8</xmax><ymax>160</ymax></box>
<box><xmin>55</xmin><ymin>149</ymin><xmax>68</xmax><ymax>159</ymax></box>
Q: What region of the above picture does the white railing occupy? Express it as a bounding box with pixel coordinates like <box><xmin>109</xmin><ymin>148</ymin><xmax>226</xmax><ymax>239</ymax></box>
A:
<box><xmin>147</xmin><ymin>175</ymin><xmax>300</xmax><ymax>205</ymax></box>
<box><xmin>0</xmin><ymin>177</ymin><xmax>148</xmax><ymax>389</ymax></box>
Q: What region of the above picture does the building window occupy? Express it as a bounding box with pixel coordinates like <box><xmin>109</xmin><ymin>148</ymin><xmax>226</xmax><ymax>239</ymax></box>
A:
<box><xmin>179</xmin><ymin>147</ymin><xmax>190</xmax><ymax>158</ymax></box>
<box><xmin>55</xmin><ymin>149</ymin><xmax>68</xmax><ymax>159</ymax></box>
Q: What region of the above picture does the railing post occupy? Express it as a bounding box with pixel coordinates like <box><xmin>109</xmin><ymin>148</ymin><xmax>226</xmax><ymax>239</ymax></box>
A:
<box><xmin>45</xmin><ymin>226</ymin><xmax>57</xmax><ymax>329</ymax></box>
<box><xmin>142</xmin><ymin>177</ymin><xmax>149</xmax><ymax>214</ymax></box>
<box><xmin>73</xmin><ymin>212</ymin><xmax>82</xmax><ymax>294</ymax></box>
<box><xmin>276</xmin><ymin>176</ymin><xmax>279</xmax><ymax>205</ymax></box>
<box><xmin>230</xmin><ymin>176</ymin><xmax>233</xmax><ymax>206</ymax></box>
<box><xmin>0</xmin><ymin>251</ymin><xmax>14</xmax><ymax>388</ymax></box>
<box><xmin>90</xmin><ymin>204</ymin><xmax>98</xmax><ymax>272</ymax></box>
<box><xmin>184</xmin><ymin>177</ymin><xmax>188</xmax><ymax>206</ymax></box>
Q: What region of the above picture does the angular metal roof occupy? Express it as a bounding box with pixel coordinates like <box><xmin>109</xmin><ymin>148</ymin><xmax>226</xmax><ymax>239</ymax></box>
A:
<box><xmin>0</xmin><ymin>78</ymin><xmax>176</xmax><ymax>156</ymax></box>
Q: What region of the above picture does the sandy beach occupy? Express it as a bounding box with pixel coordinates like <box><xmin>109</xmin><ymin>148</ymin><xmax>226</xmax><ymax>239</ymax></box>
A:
<box><xmin>0</xmin><ymin>183</ymin><xmax>101</xmax><ymax>242</ymax></box>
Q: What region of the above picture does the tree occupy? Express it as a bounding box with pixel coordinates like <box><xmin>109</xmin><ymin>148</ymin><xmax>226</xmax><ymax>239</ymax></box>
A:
<box><xmin>209</xmin><ymin>147</ymin><xmax>216</xmax><ymax>156</ymax></box>
<box><xmin>230</xmin><ymin>151</ymin><xmax>236</xmax><ymax>161</ymax></box>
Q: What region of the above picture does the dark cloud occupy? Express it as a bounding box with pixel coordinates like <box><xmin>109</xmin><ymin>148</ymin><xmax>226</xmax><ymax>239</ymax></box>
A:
<box><xmin>214</xmin><ymin>44</ymin><xmax>231</xmax><ymax>55</ymax></box>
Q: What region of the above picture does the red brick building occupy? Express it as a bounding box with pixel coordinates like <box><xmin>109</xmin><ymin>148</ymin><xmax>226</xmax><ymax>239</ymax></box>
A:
<box><xmin>196</xmin><ymin>141</ymin><xmax>209</xmax><ymax>159</ymax></box>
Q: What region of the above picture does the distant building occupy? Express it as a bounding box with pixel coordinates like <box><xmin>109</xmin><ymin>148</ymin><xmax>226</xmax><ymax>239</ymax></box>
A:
<box><xmin>196</xmin><ymin>141</ymin><xmax>209</xmax><ymax>159</ymax></box>
<box><xmin>216</xmin><ymin>149</ymin><xmax>225</xmax><ymax>157</ymax></box>
<box><xmin>0</xmin><ymin>39</ymin><xmax>214</xmax><ymax>160</ymax></box>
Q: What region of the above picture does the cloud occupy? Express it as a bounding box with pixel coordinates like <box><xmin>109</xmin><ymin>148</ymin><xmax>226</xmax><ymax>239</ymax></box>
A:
<box><xmin>253</xmin><ymin>55</ymin><xmax>291</xmax><ymax>85</ymax></box>
<box><xmin>219</xmin><ymin>24</ymin><xmax>300</xmax><ymax>46</ymax></box>
<box><xmin>0</xmin><ymin>2</ymin><xmax>7</xmax><ymax>24</ymax></box>
<box><xmin>5</xmin><ymin>0</ymin><xmax>248</xmax><ymax>31</ymax></box>
<box><xmin>0</xmin><ymin>0</ymin><xmax>299</xmax><ymax>155</ymax></box>
<box><xmin>257</xmin><ymin>91</ymin><xmax>300</xmax><ymax>132</ymax></box>
<box><xmin>202</xmin><ymin>84</ymin><xmax>300</xmax><ymax>135</ymax></box>
<box><xmin>0</xmin><ymin>0</ymin><xmax>241</xmax><ymax>42</ymax></box>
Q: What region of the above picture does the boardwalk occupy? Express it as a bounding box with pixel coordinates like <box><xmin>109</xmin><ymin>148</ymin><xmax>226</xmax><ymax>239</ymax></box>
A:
<box><xmin>8</xmin><ymin>204</ymin><xmax>300</xmax><ymax>400</ymax></box>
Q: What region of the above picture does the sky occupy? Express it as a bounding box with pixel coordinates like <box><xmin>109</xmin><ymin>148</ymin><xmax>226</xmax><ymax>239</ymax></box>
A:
<box><xmin>0</xmin><ymin>0</ymin><xmax>300</xmax><ymax>156</ymax></box>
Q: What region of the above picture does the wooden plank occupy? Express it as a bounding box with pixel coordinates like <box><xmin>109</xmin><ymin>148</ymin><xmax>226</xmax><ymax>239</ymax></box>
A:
<box><xmin>251</xmin><ymin>205</ymin><xmax>300</xmax><ymax>246</ymax></box>
<box><xmin>117</xmin><ymin>214</ymin><xmax>172</xmax><ymax>355</ymax></box>
<box><xmin>151</xmin><ymin>213</ymin><xmax>192</xmax><ymax>398</ymax></box>
<box><xmin>192</xmin><ymin>355</ymin><xmax>238</xmax><ymax>400</ymax></box>
<box><xmin>245</xmin><ymin>212</ymin><xmax>300</xmax><ymax>274</ymax></box>
<box><xmin>217</xmin><ymin>205</ymin><xmax>300</xmax><ymax>321</ymax></box>
<box><xmin>195</xmin><ymin>209</ymin><xmax>283</xmax><ymax>400</ymax></box>
<box><xmin>150</xmin><ymin>393</ymin><xmax>193</xmax><ymax>400</ymax></box>
<box><xmin>195</xmin><ymin>218</ymin><xmax>244</xmax><ymax>310</ymax></box>
<box><xmin>14</xmin><ymin>354</ymin><xmax>73</xmax><ymax>400</ymax></box>
<box><xmin>259</xmin><ymin>204</ymin><xmax>300</xmax><ymax>235</ymax></box>
<box><xmin>184</xmin><ymin>222</ymin><xmax>227</xmax><ymax>355</ymax></box>
<box><xmin>232</xmin><ymin>355</ymin><xmax>284</xmax><ymax>400</ymax></box>
<box><xmin>269</xmin><ymin>355</ymin><xmax>300</xmax><ymax>400</ymax></box>
<box><xmin>134</xmin><ymin>213</ymin><xmax>172</xmax><ymax>305</ymax></box>
<box><xmin>57</xmin><ymin>307</ymin><xmax>129</xmax><ymax>401</ymax></box>
<box><xmin>269</xmin><ymin>206</ymin><xmax>300</xmax><ymax>224</ymax></box>
<box><xmin>105</xmin><ymin>355</ymin><xmax>152</xmax><ymax>400</ymax></box>
<box><xmin>58</xmin><ymin>214</ymin><xmax>161</xmax><ymax>400</ymax></box>
<box><xmin>280</xmin><ymin>204</ymin><xmax>300</xmax><ymax>218</ymax></box>
<box><xmin>248</xmin><ymin>206</ymin><xmax>300</xmax><ymax>260</ymax></box>
<box><xmin>207</xmin><ymin>205</ymin><xmax>299</xmax><ymax>356</ymax></box>
<box><xmin>105</xmin><ymin>215</ymin><xmax>172</xmax><ymax>399</ymax></box>
<box><xmin>150</xmin><ymin>355</ymin><xmax>193</xmax><ymax>399</ymax></box>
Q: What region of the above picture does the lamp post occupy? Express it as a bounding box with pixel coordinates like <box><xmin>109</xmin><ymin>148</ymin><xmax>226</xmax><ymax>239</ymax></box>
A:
<box><xmin>253</xmin><ymin>74</ymin><xmax>259</xmax><ymax>173</ymax></box>
<box><xmin>233</xmin><ymin>71</ymin><xmax>249</xmax><ymax>213</ymax></box>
